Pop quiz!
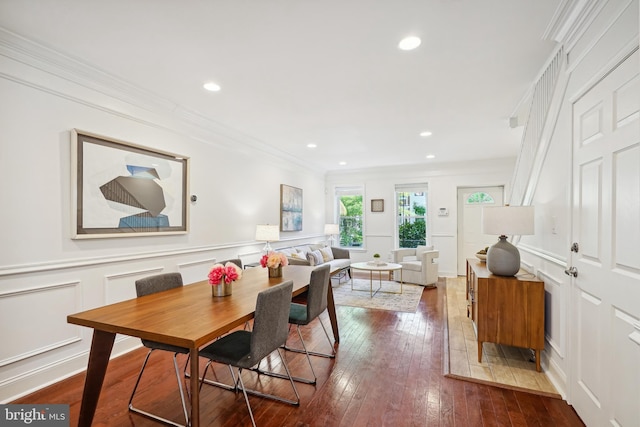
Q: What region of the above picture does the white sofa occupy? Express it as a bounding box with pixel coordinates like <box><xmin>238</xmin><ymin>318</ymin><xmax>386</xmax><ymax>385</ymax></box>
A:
<box><xmin>278</xmin><ymin>244</ymin><xmax>351</xmax><ymax>276</ymax></box>
<box><xmin>390</xmin><ymin>246</ymin><xmax>439</xmax><ymax>287</ymax></box>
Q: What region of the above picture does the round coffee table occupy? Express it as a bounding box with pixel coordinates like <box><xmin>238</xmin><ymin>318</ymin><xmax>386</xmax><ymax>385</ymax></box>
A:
<box><xmin>349</xmin><ymin>261</ymin><xmax>403</xmax><ymax>297</ymax></box>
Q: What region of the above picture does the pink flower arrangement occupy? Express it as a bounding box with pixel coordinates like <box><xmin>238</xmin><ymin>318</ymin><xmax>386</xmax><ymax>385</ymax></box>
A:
<box><xmin>260</xmin><ymin>252</ymin><xmax>289</xmax><ymax>269</ymax></box>
<box><xmin>208</xmin><ymin>262</ymin><xmax>243</xmax><ymax>285</ymax></box>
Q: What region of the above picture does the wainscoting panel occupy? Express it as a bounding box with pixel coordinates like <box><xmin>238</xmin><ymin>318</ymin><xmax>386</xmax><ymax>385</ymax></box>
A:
<box><xmin>104</xmin><ymin>267</ymin><xmax>164</xmax><ymax>305</ymax></box>
<box><xmin>0</xmin><ymin>281</ymin><xmax>81</xmax><ymax>367</ymax></box>
<box><xmin>610</xmin><ymin>308</ymin><xmax>640</xmax><ymax>427</ymax></box>
<box><xmin>177</xmin><ymin>257</ymin><xmax>217</xmax><ymax>285</ymax></box>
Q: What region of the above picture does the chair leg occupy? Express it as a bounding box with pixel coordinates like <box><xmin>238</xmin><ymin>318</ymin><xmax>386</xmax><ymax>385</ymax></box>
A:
<box><xmin>235</xmin><ymin>369</ymin><xmax>256</xmax><ymax>427</ymax></box>
<box><xmin>283</xmin><ymin>317</ymin><xmax>336</xmax><ymax>359</ymax></box>
<box><xmin>129</xmin><ymin>349</ymin><xmax>189</xmax><ymax>427</ymax></box>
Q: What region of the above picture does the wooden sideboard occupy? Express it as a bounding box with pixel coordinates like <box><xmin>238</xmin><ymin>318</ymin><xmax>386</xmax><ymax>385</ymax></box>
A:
<box><xmin>466</xmin><ymin>258</ymin><xmax>545</xmax><ymax>372</ymax></box>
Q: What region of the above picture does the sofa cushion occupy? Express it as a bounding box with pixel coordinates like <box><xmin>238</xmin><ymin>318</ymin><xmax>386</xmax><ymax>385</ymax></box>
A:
<box><xmin>319</xmin><ymin>246</ymin><xmax>334</xmax><ymax>262</ymax></box>
<box><xmin>402</xmin><ymin>255</ymin><xmax>418</xmax><ymax>262</ymax></box>
<box><xmin>290</xmin><ymin>252</ymin><xmax>306</xmax><ymax>260</ymax></box>
<box><xmin>328</xmin><ymin>258</ymin><xmax>350</xmax><ymax>270</ymax></box>
<box><xmin>306</xmin><ymin>250</ymin><xmax>324</xmax><ymax>266</ymax></box>
<box><xmin>278</xmin><ymin>247</ymin><xmax>298</xmax><ymax>257</ymax></box>
<box><xmin>295</xmin><ymin>245</ymin><xmax>313</xmax><ymax>256</ymax></box>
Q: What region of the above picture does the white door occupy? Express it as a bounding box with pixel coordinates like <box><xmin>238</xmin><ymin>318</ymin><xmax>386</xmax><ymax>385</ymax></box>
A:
<box><xmin>569</xmin><ymin>50</ymin><xmax>640</xmax><ymax>427</ymax></box>
<box><xmin>456</xmin><ymin>186</ymin><xmax>504</xmax><ymax>275</ymax></box>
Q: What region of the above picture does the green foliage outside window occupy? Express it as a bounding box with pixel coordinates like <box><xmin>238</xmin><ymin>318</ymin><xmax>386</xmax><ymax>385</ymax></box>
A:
<box><xmin>398</xmin><ymin>199</ymin><xmax>427</xmax><ymax>248</ymax></box>
<box><xmin>339</xmin><ymin>195</ymin><xmax>363</xmax><ymax>247</ymax></box>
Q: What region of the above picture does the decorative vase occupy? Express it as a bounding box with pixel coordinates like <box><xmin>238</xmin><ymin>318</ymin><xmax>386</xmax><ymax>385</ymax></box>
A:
<box><xmin>268</xmin><ymin>266</ymin><xmax>282</xmax><ymax>278</ymax></box>
<box><xmin>211</xmin><ymin>281</ymin><xmax>233</xmax><ymax>297</ymax></box>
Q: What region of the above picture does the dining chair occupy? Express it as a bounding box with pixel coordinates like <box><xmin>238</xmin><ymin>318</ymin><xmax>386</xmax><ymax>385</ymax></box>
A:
<box><xmin>254</xmin><ymin>264</ymin><xmax>335</xmax><ymax>384</ymax></box>
<box><xmin>285</xmin><ymin>264</ymin><xmax>335</xmax><ymax>383</ymax></box>
<box><xmin>128</xmin><ymin>272</ymin><xmax>190</xmax><ymax>427</ymax></box>
<box><xmin>198</xmin><ymin>280</ymin><xmax>299</xmax><ymax>427</ymax></box>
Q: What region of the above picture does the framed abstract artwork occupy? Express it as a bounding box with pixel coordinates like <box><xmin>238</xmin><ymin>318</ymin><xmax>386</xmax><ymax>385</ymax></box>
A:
<box><xmin>280</xmin><ymin>184</ymin><xmax>303</xmax><ymax>231</ymax></box>
<box><xmin>71</xmin><ymin>129</ymin><xmax>189</xmax><ymax>239</ymax></box>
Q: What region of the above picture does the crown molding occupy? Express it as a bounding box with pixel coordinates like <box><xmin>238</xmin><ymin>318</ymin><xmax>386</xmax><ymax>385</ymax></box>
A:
<box><xmin>0</xmin><ymin>27</ymin><xmax>326</xmax><ymax>176</ymax></box>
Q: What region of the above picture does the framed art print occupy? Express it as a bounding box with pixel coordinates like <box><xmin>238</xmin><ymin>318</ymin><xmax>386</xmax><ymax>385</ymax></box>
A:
<box><xmin>280</xmin><ymin>184</ymin><xmax>303</xmax><ymax>231</ymax></box>
<box><xmin>371</xmin><ymin>199</ymin><xmax>384</xmax><ymax>212</ymax></box>
<box><xmin>71</xmin><ymin>129</ymin><xmax>189</xmax><ymax>238</ymax></box>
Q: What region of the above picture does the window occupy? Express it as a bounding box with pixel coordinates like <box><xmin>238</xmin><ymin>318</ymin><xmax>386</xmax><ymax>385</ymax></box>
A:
<box><xmin>335</xmin><ymin>186</ymin><xmax>364</xmax><ymax>248</ymax></box>
<box><xmin>395</xmin><ymin>184</ymin><xmax>428</xmax><ymax>248</ymax></box>
<box><xmin>466</xmin><ymin>192</ymin><xmax>495</xmax><ymax>204</ymax></box>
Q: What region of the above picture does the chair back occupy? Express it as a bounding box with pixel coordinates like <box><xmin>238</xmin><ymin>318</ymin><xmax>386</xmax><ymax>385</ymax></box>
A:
<box><xmin>135</xmin><ymin>273</ymin><xmax>183</xmax><ymax>297</ymax></box>
<box><xmin>305</xmin><ymin>264</ymin><xmax>331</xmax><ymax>322</ymax></box>
<box><xmin>248</xmin><ymin>280</ymin><xmax>294</xmax><ymax>363</ymax></box>
<box><xmin>218</xmin><ymin>258</ymin><xmax>243</xmax><ymax>269</ymax></box>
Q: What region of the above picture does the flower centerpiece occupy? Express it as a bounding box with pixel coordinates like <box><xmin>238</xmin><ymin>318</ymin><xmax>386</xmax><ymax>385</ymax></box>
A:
<box><xmin>208</xmin><ymin>262</ymin><xmax>243</xmax><ymax>297</ymax></box>
<box><xmin>260</xmin><ymin>252</ymin><xmax>289</xmax><ymax>278</ymax></box>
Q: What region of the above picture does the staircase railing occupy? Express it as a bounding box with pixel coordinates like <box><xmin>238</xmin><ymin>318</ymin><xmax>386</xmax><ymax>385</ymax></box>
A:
<box><xmin>509</xmin><ymin>46</ymin><xmax>565</xmax><ymax>205</ymax></box>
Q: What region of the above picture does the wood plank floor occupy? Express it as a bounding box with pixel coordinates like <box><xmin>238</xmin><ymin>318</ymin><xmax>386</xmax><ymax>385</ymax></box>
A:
<box><xmin>13</xmin><ymin>275</ymin><xmax>585</xmax><ymax>426</ymax></box>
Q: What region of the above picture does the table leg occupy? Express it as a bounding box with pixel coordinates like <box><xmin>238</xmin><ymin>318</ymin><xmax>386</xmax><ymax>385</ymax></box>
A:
<box><xmin>326</xmin><ymin>280</ymin><xmax>340</xmax><ymax>343</ymax></box>
<box><xmin>190</xmin><ymin>348</ymin><xmax>200</xmax><ymax>427</ymax></box>
<box><xmin>77</xmin><ymin>330</ymin><xmax>115</xmax><ymax>427</ymax></box>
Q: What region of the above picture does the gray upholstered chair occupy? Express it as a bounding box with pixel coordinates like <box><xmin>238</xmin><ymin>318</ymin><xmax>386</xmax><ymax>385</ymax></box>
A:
<box><xmin>128</xmin><ymin>273</ymin><xmax>189</xmax><ymax>427</ymax></box>
<box><xmin>284</xmin><ymin>264</ymin><xmax>335</xmax><ymax>384</ymax></box>
<box><xmin>198</xmin><ymin>280</ymin><xmax>299</xmax><ymax>427</ymax></box>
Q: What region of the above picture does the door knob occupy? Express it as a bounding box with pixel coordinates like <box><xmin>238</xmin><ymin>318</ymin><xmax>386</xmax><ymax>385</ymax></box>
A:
<box><xmin>564</xmin><ymin>267</ymin><xmax>578</xmax><ymax>277</ymax></box>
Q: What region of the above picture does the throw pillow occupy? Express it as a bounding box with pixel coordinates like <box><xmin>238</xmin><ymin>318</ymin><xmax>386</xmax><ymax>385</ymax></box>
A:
<box><xmin>319</xmin><ymin>246</ymin><xmax>334</xmax><ymax>262</ymax></box>
<box><xmin>290</xmin><ymin>252</ymin><xmax>305</xmax><ymax>260</ymax></box>
<box><xmin>306</xmin><ymin>250</ymin><xmax>324</xmax><ymax>266</ymax></box>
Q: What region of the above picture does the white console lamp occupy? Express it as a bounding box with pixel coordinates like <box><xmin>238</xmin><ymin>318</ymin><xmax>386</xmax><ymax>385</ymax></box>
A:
<box><xmin>324</xmin><ymin>223</ymin><xmax>340</xmax><ymax>246</ymax></box>
<box><xmin>481</xmin><ymin>206</ymin><xmax>534</xmax><ymax>276</ymax></box>
<box><xmin>255</xmin><ymin>224</ymin><xmax>280</xmax><ymax>254</ymax></box>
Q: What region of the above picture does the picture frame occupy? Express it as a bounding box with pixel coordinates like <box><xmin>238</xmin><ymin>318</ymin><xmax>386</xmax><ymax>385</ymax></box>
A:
<box><xmin>71</xmin><ymin>129</ymin><xmax>189</xmax><ymax>239</ymax></box>
<box><xmin>280</xmin><ymin>184</ymin><xmax>303</xmax><ymax>231</ymax></box>
<box><xmin>371</xmin><ymin>199</ymin><xmax>384</xmax><ymax>212</ymax></box>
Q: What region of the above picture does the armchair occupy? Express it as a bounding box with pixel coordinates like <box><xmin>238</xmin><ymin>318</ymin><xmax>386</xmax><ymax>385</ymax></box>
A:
<box><xmin>391</xmin><ymin>246</ymin><xmax>439</xmax><ymax>287</ymax></box>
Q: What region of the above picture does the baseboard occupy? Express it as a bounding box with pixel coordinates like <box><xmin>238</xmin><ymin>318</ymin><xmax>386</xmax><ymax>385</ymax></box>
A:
<box><xmin>1</xmin><ymin>336</ymin><xmax>141</xmax><ymax>403</ymax></box>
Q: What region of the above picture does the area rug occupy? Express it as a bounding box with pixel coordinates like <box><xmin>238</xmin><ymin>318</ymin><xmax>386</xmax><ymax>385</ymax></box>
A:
<box><xmin>331</xmin><ymin>278</ymin><xmax>423</xmax><ymax>313</ymax></box>
<box><xmin>444</xmin><ymin>276</ymin><xmax>561</xmax><ymax>398</ymax></box>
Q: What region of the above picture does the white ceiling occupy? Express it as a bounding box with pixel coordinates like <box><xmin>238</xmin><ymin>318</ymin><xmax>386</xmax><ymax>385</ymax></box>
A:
<box><xmin>0</xmin><ymin>0</ymin><xmax>562</xmax><ymax>172</ymax></box>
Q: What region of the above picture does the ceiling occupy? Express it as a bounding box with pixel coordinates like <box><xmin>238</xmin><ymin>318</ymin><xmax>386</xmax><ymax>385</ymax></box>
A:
<box><xmin>0</xmin><ymin>0</ymin><xmax>562</xmax><ymax>172</ymax></box>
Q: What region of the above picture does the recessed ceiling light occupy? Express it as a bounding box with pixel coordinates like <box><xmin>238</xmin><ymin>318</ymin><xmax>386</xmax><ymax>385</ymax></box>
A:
<box><xmin>307</xmin><ymin>143</ymin><xmax>317</xmax><ymax>148</ymax></box>
<box><xmin>203</xmin><ymin>82</ymin><xmax>221</xmax><ymax>92</ymax></box>
<box><xmin>426</xmin><ymin>154</ymin><xmax>435</xmax><ymax>159</ymax></box>
<box><xmin>420</xmin><ymin>131</ymin><xmax>433</xmax><ymax>137</ymax></box>
<box><xmin>398</xmin><ymin>36</ymin><xmax>421</xmax><ymax>51</ymax></box>
<box><xmin>339</xmin><ymin>161</ymin><xmax>347</xmax><ymax>166</ymax></box>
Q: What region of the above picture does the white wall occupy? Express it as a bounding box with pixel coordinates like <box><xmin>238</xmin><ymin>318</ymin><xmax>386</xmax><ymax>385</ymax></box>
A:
<box><xmin>325</xmin><ymin>159</ymin><xmax>515</xmax><ymax>277</ymax></box>
<box><xmin>0</xmin><ymin>31</ymin><xmax>327</xmax><ymax>402</ymax></box>
<box><xmin>516</xmin><ymin>0</ymin><xmax>639</xmax><ymax>400</ymax></box>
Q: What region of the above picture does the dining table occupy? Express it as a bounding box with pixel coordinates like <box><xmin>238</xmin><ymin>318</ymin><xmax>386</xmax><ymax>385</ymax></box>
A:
<box><xmin>67</xmin><ymin>264</ymin><xmax>338</xmax><ymax>427</ymax></box>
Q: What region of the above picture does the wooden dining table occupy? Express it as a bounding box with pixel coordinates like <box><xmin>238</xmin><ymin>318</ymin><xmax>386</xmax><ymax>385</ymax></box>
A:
<box><xmin>67</xmin><ymin>265</ymin><xmax>339</xmax><ymax>427</ymax></box>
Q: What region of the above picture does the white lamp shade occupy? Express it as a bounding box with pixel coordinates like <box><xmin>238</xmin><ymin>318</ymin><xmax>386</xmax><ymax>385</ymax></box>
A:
<box><xmin>482</xmin><ymin>206</ymin><xmax>534</xmax><ymax>236</ymax></box>
<box><xmin>255</xmin><ymin>224</ymin><xmax>280</xmax><ymax>242</ymax></box>
<box><xmin>324</xmin><ymin>223</ymin><xmax>340</xmax><ymax>235</ymax></box>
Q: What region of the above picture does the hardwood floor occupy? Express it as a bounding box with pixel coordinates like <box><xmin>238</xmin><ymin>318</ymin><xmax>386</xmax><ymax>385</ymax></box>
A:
<box><xmin>13</xmin><ymin>275</ymin><xmax>585</xmax><ymax>426</ymax></box>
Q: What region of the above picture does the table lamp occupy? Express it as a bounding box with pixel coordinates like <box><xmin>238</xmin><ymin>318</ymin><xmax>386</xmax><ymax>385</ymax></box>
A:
<box><xmin>481</xmin><ymin>206</ymin><xmax>534</xmax><ymax>276</ymax></box>
<box><xmin>324</xmin><ymin>223</ymin><xmax>340</xmax><ymax>246</ymax></box>
<box><xmin>255</xmin><ymin>224</ymin><xmax>279</xmax><ymax>253</ymax></box>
